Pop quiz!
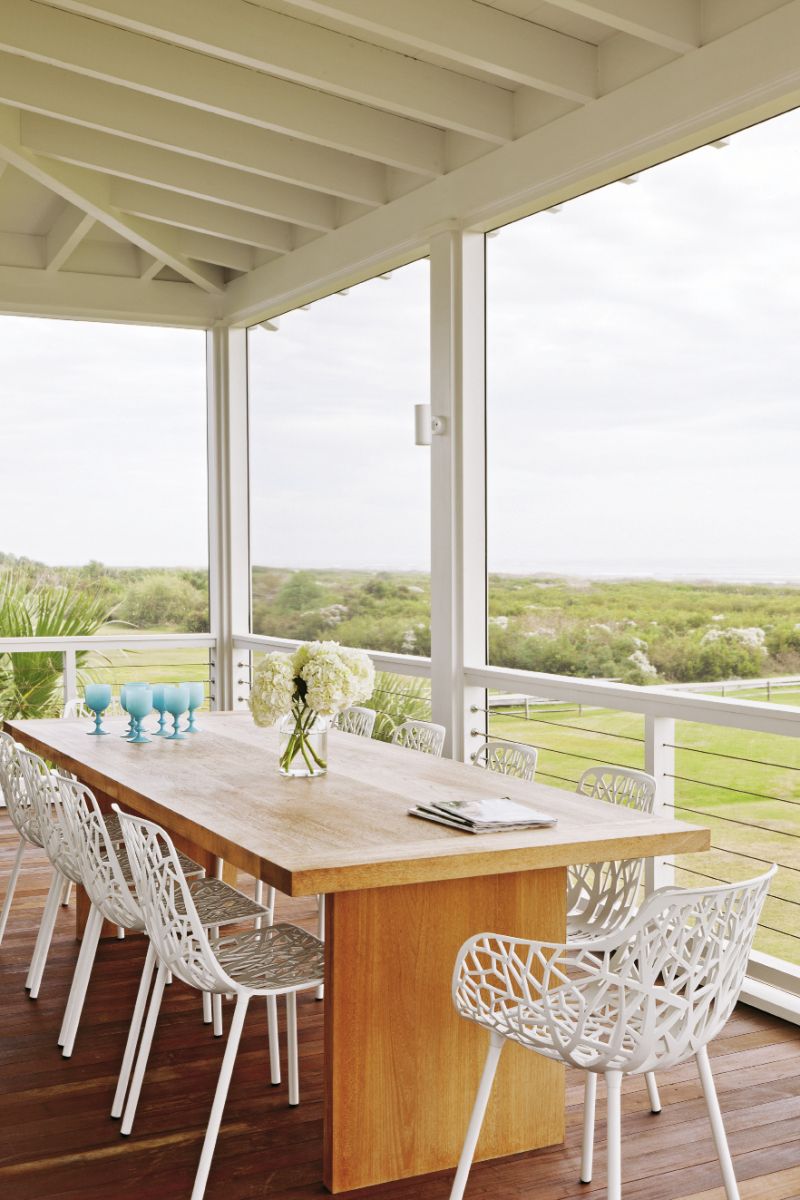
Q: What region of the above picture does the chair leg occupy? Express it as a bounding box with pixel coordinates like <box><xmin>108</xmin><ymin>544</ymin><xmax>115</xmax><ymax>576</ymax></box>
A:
<box><xmin>315</xmin><ymin>894</ymin><xmax>325</xmax><ymax>1001</ymax></box>
<box><xmin>112</xmin><ymin>943</ymin><xmax>156</xmax><ymax>1119</ymax></box>
<box><xmin>191</xmin><ymin>992</ymin><xmax>250</xmax><ymax>1200</ymax></box>
<box><xmin>266</xmin><ymin>886</ymin><xmax>276</xmax><ymax>927</ymax></box>
<box><xmin>449</xmin><ymin>1032</ymin><xmax>505</xmax><ymax>1200</ymax></box>
<box><xmin>286</xmin><ymin>991</ymin><xmax>299</xmax><ymax>1106</ymax></box>
<box><xmin>27</xmin><ymin>871</ymin><xmax>63</xmax><ymax>998</ymax></box>
<box><xmin>645</xmin><ymin>1071</ymin><xmax>662</xmax><ymax>1114</ymax></box>
<box><xmin>605</xmin><ymin>1071</ymin><xmax>623</xmax><ymax>1200</ymax></box>
<box><xmin>266</xmin><ymin>994</ymin><xmax>281</xmax><ymax>1085</ymax></box>
<box><xmin>59</xmin><ymin>904</ymin><xmax>103</xmax><ymax>1055</ymax></box>
<box><xmin>697</xmin><ymin>1046</ymin><xmax>740</xmax><ymax>1200</ymax></box>
<box><xmin>61</xmin><ymin>879</ymin><xmax>73</xmax><ymax>907</ymax></box>
<box><xmin>580</xmin><ymin>1072</ymin><xmax>597</xmax><ymax>1183</ymax></box>
<box><xmin>212</xmin><ymin>993</ymin><xmax>223</xmax><ymax>1037</ymax></box>
<box><xmin>202</xmin><ymin>991</ymin><xmax>213</xmax><ymax>1025</ymax></box>
<box><xmin>0</xmin><ymin>837</ymin><xmax>25</xmax><ymax>946</ymax></box>
<box><xmin>121</xmin><ymin>962</ymin><xmax>168</xmax><ymax>1136</ymax></box>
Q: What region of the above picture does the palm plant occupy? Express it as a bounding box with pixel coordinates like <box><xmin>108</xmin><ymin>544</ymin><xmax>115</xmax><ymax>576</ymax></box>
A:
<box><xmin>362</xmin><ymin>670</ymin><xmax>432</xmax><ymax>742</ymax></box>
<box><xmin>0</xmin><ymin>574</ymin><xmax>109</xmax><ymax>719</ymax></box>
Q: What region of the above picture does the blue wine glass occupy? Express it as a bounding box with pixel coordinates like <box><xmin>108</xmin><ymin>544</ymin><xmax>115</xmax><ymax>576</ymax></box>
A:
<box><xmin>151</xmin><ymin>684</ymin><xmax>169</xmax><ymax>736</ymax></box>
<box><xmin>164</xmin><ymin>684</ymin><xmax>190</xmax><ymax>740</ymax></box>
<box><xmin>185</xmin><ymin>682</ymin><xmax>205</xmax><ymax>733</ymax></box>
<box><xmin>125</xmin><ymin>686</ymin><xmax>153</xmax><ymax>744</ymax></box>
<box><xmin>84</xmin><ymin>684</ymin><xmax>112</xmax><ymax>735</ymax></box>
<box><xmin>121</xmin><ymin>682</ymin><xmax>149</xmax><ymax>739</ymax></box>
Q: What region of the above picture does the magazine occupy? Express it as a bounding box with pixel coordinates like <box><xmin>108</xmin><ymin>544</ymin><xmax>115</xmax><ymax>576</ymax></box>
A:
<box><xmin>409</xmin><ymin>796</ymin><xmax>557</xmax><ymax>834</ymax></box>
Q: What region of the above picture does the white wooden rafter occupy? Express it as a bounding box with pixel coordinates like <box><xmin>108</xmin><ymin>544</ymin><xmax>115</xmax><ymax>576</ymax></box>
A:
<box><xmin>545</xmin><ymin>0</ymin><xmax>700</xmax><ymax>54</ymax></box>
<box><xmin>0</xmin><ymin>54</ymin><xmax>388</xmax><ymax>205</ymax></box>
<box><xmin>270</xmin><ymin>0</ymin><xmax>598</xmax><ymax>100</ymax></box>
<box><xmin>35</xmin><ymin>0</ymin><xmax>515</xmax><ymax>145</ymax></box>
<box><xmin>21</xmin><ymin>115</ymin><xmax>338</xmax><ymax>232</ymax></box>
<box><xmin>44</xmin><ymin>204</ymin><xmax>94</xmax><ymax>271</ymax></box>
<box><xmin>0</xmin><ymin>0</ymin><xmax>444</xmax><ymax>175</ymax></box>
<box><xmin>0</xmin><ymin>108</ymin><xmax>224</xmax><ymax>292</ymax></box>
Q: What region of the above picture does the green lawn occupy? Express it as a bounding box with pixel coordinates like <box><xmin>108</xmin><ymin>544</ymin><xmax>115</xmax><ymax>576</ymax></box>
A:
<box><xmin>82</xmin><ymin>629</ymin><xmax>212</xmax><ymax>708</ymax></box>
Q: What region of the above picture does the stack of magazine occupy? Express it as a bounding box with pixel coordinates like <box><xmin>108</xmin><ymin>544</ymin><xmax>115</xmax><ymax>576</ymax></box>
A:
<box><xmin>410</xmin><ymin>796</ymin><xmax>557</xmax><ymax>834</ymax></box>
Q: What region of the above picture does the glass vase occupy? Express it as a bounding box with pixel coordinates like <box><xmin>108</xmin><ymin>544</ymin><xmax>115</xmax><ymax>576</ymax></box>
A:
<box><xmin>278</xmin><ymin>710</ymin><xmax>329</xmax><ymax>778</ymax></box>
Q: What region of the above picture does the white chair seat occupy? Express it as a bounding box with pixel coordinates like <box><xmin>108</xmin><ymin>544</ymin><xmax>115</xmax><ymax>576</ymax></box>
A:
<box><xmin>210</xmin><ymin>922</ymin><xmax>324</xmax><ymax>993</ymax></box>
<box><xmin>182</xmin><ymin>877</ymin><xmax>274</xmax><ymax>929</ymax></box>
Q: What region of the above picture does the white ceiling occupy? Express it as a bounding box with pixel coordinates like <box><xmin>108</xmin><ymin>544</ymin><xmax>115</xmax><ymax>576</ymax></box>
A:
<box><xmin>0</xmin><ymin>0</ymin><xmax>796</xmax><ymax>326</ymax></box>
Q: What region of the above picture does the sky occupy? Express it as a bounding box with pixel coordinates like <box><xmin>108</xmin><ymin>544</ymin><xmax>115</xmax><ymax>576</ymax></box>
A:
<box><xmin>1</xmin><ymin>105</ymin><xmax>799</xmax><ymax>578</ymax></box>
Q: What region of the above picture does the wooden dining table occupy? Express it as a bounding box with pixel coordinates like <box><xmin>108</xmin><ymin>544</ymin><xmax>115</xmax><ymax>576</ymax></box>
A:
<box><xmin>6</xmin><ymin>712</ymin><xmax>709</xmax><ymax>1193</ymax></box>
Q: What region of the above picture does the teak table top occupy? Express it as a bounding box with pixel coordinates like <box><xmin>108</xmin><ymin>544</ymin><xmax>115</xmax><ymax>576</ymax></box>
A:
<box><xmin>6</xmin><ymin>712</ymin><xmax>709</xmax><ymax>896</ymax></box>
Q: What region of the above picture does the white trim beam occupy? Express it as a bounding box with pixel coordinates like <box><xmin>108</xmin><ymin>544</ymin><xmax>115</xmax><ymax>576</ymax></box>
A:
<box><xmin>41</xmin><ymin>0</ymin><xmax>514</xmax><ymax>144</ymax></box>
<box><xmin>174</xmin><ymin>233</ymin><xmax>254</xmax><ymax>274</ymax></box>
<box><xmin>45</xmin><ymin>204</ymin><xmax>94</xmax><ymax>270</ymax></box>
<box><xmin>137</xmin><ymin>252</ymin><xmax>163</xmax><ymax>282</ymax></box>
<box><xmin>0</xmin><ymin>263</ymin><xmax>221</xmax><ymax>324</ymax></box>
<box><xmin>224</xmin><ymin>0</ymin><xmax>800</xmax><ymax>324</ymax></box>
<box><xmin>0</xmin><ymin>108</ymin><xmax>224</xmax><ymax>292</ymax></box>
<box><xmin>0</xmin><ymin>54</ymin><xmax>387</xmax><ymax>206</ymax></box>
<box><xmin>110</xmin><ymin>180</ymin><xmax>294</xmax><ymax>252</ymax></box>
<box><xmin>21</xmin><ymin>115</ymin><xmax>337</xmax><ymax>232</ymax></box>
<box><xmin>273</xmin><ymin>0</ymin><xmax>598</xmax><ymax>100</ymax></box>
<box><xmin>545</xmin><ymin>1</ymin><xmax>700</xmax><ymax>54</ymax></box>
<box><xmin>0</xmin><ymin>0</ymin><xmax>444</xmax><ymax>175</ymax></box>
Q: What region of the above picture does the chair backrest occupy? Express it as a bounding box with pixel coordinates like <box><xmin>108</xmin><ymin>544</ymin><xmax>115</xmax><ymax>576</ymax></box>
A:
<box><xmin>55</xmin><ymin>775</ymin><xmax>142</xmax><ymax>930</ymax></box>
<box><xmin>577</xmin><ymin>766</ymin><xmax>656</xmax><ymax>813</ymax></box>
<box><xmin>63</xmin><ymin>698</ymin><xmax>89</xmax><ymax>720</ymax></box>
<box><xmin>391</xmin><ymin>719</ymin><xmax>446</xmax><ymax>757</ymax></box>
<box><xmin>454</xmin><ymin>868</ymin><xmax>775</xmax><ymax>1074</ymax></box>
<box><xmin>473</xmin><ymin>739</ymin><xmax>537</xmax><ymax>781</ymax></box>
<box><xmin>16</xmin><ymin>748</ymin><xmax>84</xmax><ymax>884</ymax></box>
<box><xmin>567</xmin><ymin>766</ymin><xmax>658</xmax><ymax>933</ymax></box>
<box><xmin>115</xmin><ymin>807</ymin><xmax>232</xmax><ymax>994</ymax></box>
<box><xmin>335</xmin><ymin>706</ymin><xmax>377</xmax><ymax>739</ymax></box>
<box><xmin>0</xmin><ymin>732</ymin><xmax>42</xmax><ymax>846</ymax></box>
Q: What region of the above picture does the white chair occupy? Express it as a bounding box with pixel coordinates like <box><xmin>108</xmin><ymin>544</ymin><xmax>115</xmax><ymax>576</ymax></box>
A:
<box><xmin>567</xmin><ymin>766</ymin><xmax>657</xmax><ymax>944</ymax></box>
<box><xmin>473</xmin><ymin>739</ymin><xmax>537</xmax><ymax>781</ymax></box>
<box><xmin>0</xmin><ymin>732</ymin><xmax>63</xmax><ymax>948</ymax></box>
<box><xmin>50</xmin><ymin>772</ymin><xmax>269</xmax><ymax>1071</ymax></box>
<box><xmin>449</xmin><ymin>867</ymin><xmax>776</xmax><ymax>1200</ymax></box>
<box><xmin>115</xmin><ymin>806</ymin><xmax>324</xmax><ymax>1200</ymax></box>
<box><xmin>391</xmin><ymin>719</ymin><xmax>446</xmax><ymax>757</ymax></box>
<box><xmin>334</xmin><ymin>705</ymin><xmax>377</xmax><ymax>738</ymax></box>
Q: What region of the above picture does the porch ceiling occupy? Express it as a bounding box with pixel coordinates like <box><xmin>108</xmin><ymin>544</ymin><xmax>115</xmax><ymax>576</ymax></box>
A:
<box><xmin>0</xmin><ymin>0</ymin><xmax>798</xmax><ymax>327</ymax></box>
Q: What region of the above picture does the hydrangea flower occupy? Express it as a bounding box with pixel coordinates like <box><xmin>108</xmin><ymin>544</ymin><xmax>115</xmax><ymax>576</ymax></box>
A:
<box><xmin>249</xmin><ymin>652</ymin><xmax>295</xmax><ymax>727</ymax></box>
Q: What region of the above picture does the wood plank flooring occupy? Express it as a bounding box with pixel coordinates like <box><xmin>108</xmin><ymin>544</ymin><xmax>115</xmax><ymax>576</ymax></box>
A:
<box><xmin>0</xmin><ymin>812</ymin><xmax>799</xmax><ymax>1200</ymax></box>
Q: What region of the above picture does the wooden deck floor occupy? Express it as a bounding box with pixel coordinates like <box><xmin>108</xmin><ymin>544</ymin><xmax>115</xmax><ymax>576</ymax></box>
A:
<box><xmin>1</xmin><ymin>811</ymin><xmax>799</xmax><ymax>1200</ymax></box>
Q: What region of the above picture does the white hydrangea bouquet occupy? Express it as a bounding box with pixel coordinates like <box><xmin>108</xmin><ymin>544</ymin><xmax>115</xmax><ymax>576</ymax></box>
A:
<box><xmin>249</xmin><ymin>641</ymin><xmax>375</xmax><ymax>777</ymax></box>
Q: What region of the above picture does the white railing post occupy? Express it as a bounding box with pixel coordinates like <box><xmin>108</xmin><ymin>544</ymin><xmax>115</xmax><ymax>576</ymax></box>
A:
<box><xmin>62</xmin><ymin>647</ymin><xmax>78</xmax><ymax>710</ymax></box>
<box><xmin>429</xmin><ymin>229</ymin><xmax>487</xmax><ymax>760</ymax></box>
<box><xmin>644</xmin><ymin>714</ymin><xmax>676</xmax><ymax>892</ymax></box>
<box><xmin>207</xmin><ymin>325</ymin><xmax>250</xmax><ymax>711</ymax></box>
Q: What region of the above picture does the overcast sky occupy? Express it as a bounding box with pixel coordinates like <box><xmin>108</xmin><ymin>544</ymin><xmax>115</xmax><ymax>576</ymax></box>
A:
<box><xmin>1</xmin><ymin>105</ymin><xmax>799</xmax><ymax>578</ymax></box>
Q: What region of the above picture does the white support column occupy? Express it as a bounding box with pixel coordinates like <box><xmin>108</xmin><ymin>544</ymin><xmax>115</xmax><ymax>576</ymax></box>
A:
<box><xmin>644</xmin><ymin>714</ymin><xmax>676</xmax><ymax>891</ymax></box>
<box><xmin>207</xmin><ymin>325</ymin><xmax>250</xmax><ymax>711</ymax></box>
<box><xmin>62</xmin><ymin>648</ymin><xmax>78</xmax><ymax>709</ymax></box>
<box><xmin>429</xmin><ymin>229</ymin><xmax>487</xmax><ymax>761</ymax></box>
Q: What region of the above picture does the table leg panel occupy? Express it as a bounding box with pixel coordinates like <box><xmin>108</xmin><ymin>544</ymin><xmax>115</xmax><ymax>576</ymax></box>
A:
<box><xmin>323</xmin><ymin>867</ymin><xmax>566</xmax><ymax>1193</ymax></box>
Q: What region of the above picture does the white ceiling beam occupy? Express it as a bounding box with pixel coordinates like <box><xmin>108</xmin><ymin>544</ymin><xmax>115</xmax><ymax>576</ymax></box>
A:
<box><xmin>0</xmin><ymin>0</ymin><xmax>444</xmax><ymax>175</ymax></box>
<box><xmin>224</xmin><ymin>0</ymin><xmax>800</xmax><ymax>325</ymax></box>
<box><xmin>45</xmin><ymin>204</ymin><xmax>95</xmax><ymax>271</ymax></box>
<box><xmin>40</xmin><ymin>0</ymin><xmax>513</xmax><ymax>145</ymax></box>
<box><xmin>273</xmin><ymin>0</ymin><xmax>597</xmax><ymax>100</ymax></box>
<box><xmin>0</xmin><ymin>108</ymin><xmax>224</xmax><ymax>293</ymax></box>
<box><xmin>0</xmin><ymin>55</ymin><xmax>386</xmax><ymax>207</ymax></box>
<box><xmin>544</xmin><ymin>1</ymin><xmax>700</xmax><ymax>54</ymax></box>
<box><xmin>173</xmin><ymin>233</ymin><xmax>255</xmax><ymax>274</ymax></box>
<box><xmin>21</xmin><ymin>115</ymin><xmax>338</xmax><ymax>232</ymax></box>
<box><xmin>0</xmin><ymin>262</ymin><xmax>221</xmax><ymax>325</ymax></box>
<box><xmin>110</xmin><ymin>179</ymin><xmax>295</xmax><ymax>253</ymax></box>
<box><xmin>138</xmin><ymin>252</ymin><xmax>163</xmax><ymax>283</ymax></box>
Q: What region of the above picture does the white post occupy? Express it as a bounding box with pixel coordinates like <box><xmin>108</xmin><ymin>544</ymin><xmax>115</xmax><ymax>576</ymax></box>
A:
<box><xmin>644</xmin><ymin>714</ymin><xmax>676</xmax><ymax>891</ymax></box>
<box><xmin>62</xmin><ymin>647</ymin><xmax>78</xmax><ymax>709</ymax></box>
<box><xmin>207</xmin><ymin>325</ymin><xmax>250</xmax><ymax>711</ymax></box>
<box><xmin>429</xmin><ymin>230</ymin><xmax>487</xmax><ymax>761</ymax></box>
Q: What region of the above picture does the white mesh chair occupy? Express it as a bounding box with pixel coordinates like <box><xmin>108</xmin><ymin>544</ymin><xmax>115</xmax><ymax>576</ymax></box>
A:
<box><xmin>334</xmin><ymin>705</ymin><xmax>377</xmax><ymax>738</ymax></box>
<box><xmin>0</xmin><ymin>732</ymin><xmax>59</xmax><ymax>948</ymax></box>
<box><xmin>449</xmin><ymin>868</ymin><xmax>776</xmax><ymax>1200</ymax></box>
<box><xmin>115</xmin><ymin>806</ymin><xmax>324</xmax><ymax>1200</ymax></box>
<box><xmin>391</xmin><ymin>719</ymin><xmax>446</xmax><ymax>757</ymax></box>
<box><xmin>473</xmin><ymin>739</ymin><xmax>538</xmax><ymax>781</ymax></box>
<box><xmin>51</xmin><ymin>773</ymin><xmax>269</xmax><ymax>1072</ymax></box>
<box><xmin>567</xmin><ymin>767</ymin><xmax>657</xmax><ymax>944</ymax></box>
